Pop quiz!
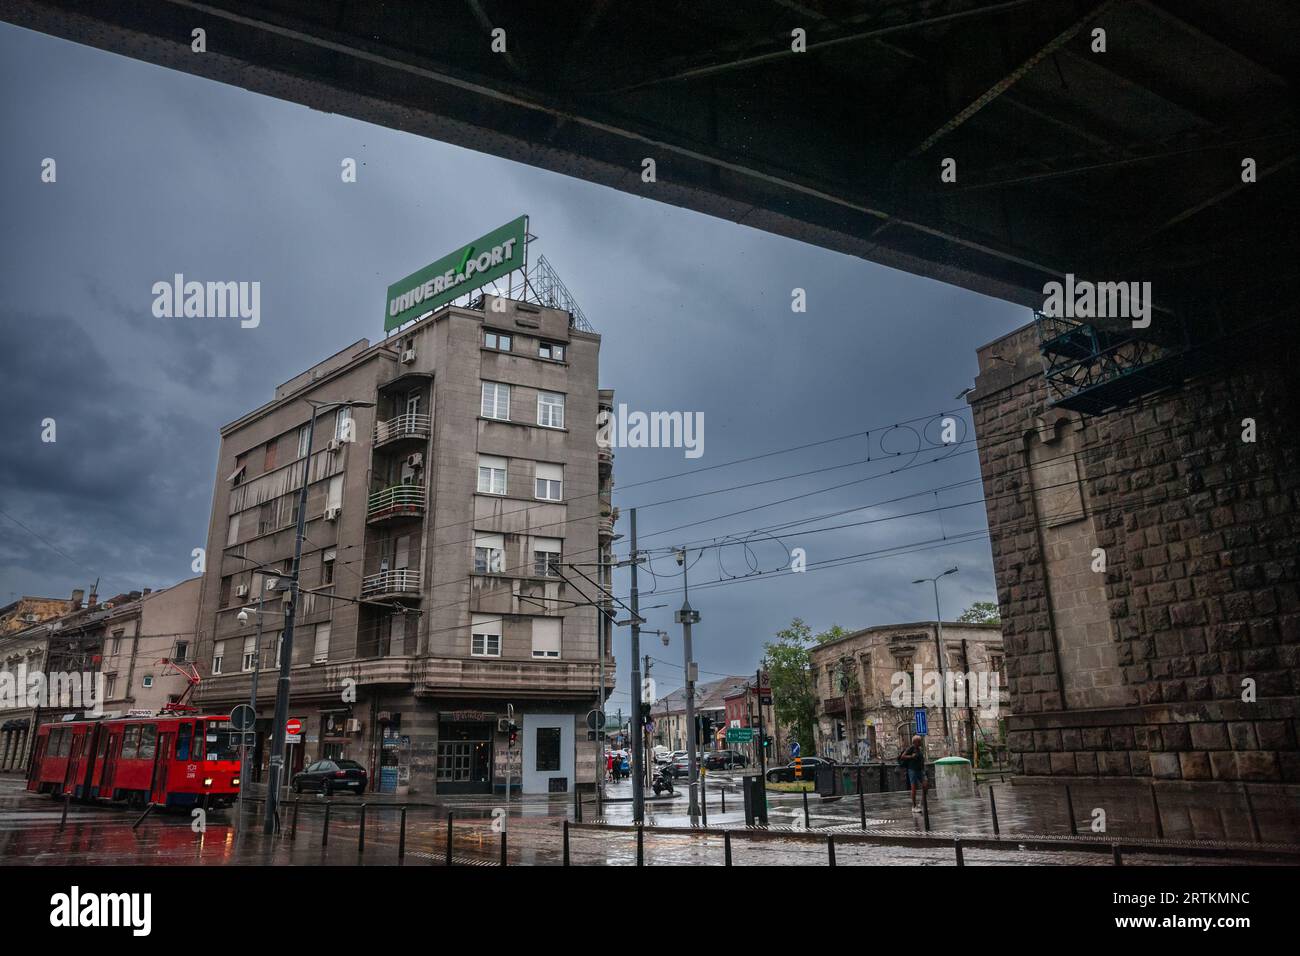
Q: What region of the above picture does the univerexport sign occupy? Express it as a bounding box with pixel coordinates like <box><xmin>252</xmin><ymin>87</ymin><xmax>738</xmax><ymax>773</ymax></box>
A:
<box><xmin>384</xmin><ymin>215</ymin><xmax>527</xmax><ymax>331</ymax></box>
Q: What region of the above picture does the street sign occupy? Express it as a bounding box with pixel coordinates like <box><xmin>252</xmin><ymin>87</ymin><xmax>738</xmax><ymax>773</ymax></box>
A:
<box><xmin>229</xmin><ymin>704</ymin><xmax>256</xmax><ymax>731</ymax></box>
<box><xmin>286</xmin><ymin>718</ymin><xmax>303</xmax><ymax>736</ymax></box>
<box><xmin>726</xmin><ymin>727</ymin><xmax>754</xmax><ymax>743</ymax></box>
<box><xmin>791</xmin><ymin>741</ymin><xmax>800</xmax><ymax>757</ymax></box>
<box><xmin>914</xmin><ymin>708</ymin><xmax>928</xmax><ymax>736</ymax></box>
<box><xmin>586</xmin><ymin>709</ymin><xmax>604</xmax><ymax>730</ymax></box>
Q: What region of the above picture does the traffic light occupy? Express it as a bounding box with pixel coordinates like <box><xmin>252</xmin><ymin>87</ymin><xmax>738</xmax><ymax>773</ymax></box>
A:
<box><xmin>508</xmin><ymin>721</ymin><xmax>518</xmax><ymax>746</ymax></box>
<box><xmin>763</xmin><ymin>735</ymin><xmax>773</xmax><ymax>750</ymax></box>
<box><xmin>836</xmin><ymin>721</ymin><xmax>845</xmax><ymax>742</ymax></box>
<box><xmin>639</xmin><ymin>702</ymin><xmax>652</xmax><ymax>727</ymax></box>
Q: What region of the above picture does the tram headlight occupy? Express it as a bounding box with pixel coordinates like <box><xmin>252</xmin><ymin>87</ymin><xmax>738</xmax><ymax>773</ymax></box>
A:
<box><xmin>232</xmin><ymin>778</ymin><xmax>240</xmax><ymax>787</ymax></box>
<box><xmin>204</xmin><ymin>778</ymin><xmax>214</xmax><ymax>787</ymax></box>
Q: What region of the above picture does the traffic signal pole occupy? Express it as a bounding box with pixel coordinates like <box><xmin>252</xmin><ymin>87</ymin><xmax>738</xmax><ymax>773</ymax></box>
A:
<box><xmin>677</xmin><ymin>546</ymin><xmax>700</xmax><ymax>823</ymax></box>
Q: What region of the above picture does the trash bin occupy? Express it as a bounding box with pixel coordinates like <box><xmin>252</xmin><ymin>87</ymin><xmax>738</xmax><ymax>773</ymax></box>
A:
<box><xmin>934</xmin><ymin>756</ymin><xmax>973</xmax><ymax>797</ymax></box>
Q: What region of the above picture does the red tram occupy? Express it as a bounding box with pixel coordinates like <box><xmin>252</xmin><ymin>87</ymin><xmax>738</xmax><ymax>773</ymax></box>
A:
<box><xmin>25</xmin><ymin>659</ymin><xmax>240</xmax><ymax>810</ymax></box>
<box><xmin>27</xmin><ymin>712</ymin><xmax>242</xmax><ymax>809</ymax></box>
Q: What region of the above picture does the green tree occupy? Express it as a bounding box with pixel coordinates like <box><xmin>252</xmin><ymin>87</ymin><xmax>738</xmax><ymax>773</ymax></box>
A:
<box><xmin>958</xmin><ymin>601</ymin><xmax>1001</xmax><ymax>625</ymax></box>
<box><xmin>764</xmin><ymin>618</ymin><xmax>848</xmax><ymax>754</ymax></box>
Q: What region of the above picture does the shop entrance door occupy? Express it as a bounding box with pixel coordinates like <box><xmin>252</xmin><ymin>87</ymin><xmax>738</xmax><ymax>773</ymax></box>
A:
<box><xmin>436</xmin><ymin>720</ymin><xmax>493</xmax><ymax>794</ymax></box>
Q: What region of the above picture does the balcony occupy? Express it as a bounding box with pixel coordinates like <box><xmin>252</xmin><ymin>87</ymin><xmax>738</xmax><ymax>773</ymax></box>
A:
<box><xmin>374</xmin><ymin>412</ymin><xmax>431</xmax><ymax>448</ymax></box>
<box><xmin>367</xmin><ymin>483</ymin><xmax>425</xmax><ymax>524</ymax></box>
<box><xmin>361</xmin><ymin>568</ymin><xmax>421</xmax><ymax>601</ymax></box>
<box><xmin>416</xmin><ymin>658</ymin><xmax>601</xmax><ymax>699</ymax></box>
<box><xmin>822</xmin><ymin>696</ymin><xmax>846</xmax><ymax>716</ymax></box>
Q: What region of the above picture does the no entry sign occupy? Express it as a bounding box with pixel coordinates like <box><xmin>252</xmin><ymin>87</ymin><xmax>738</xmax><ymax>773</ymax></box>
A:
<box><xmin>286</xmin><ymin>718</ymin><xmax>303</xmax><ymax>736</ymax></box>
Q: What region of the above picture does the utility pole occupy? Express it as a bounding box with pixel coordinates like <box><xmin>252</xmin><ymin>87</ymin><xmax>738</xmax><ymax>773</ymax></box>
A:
<box><xmin>596</xmin><ymin>549</ymin><xmax>608</xmax><ymax>800</ymax></box>
<box><xmin>643</xmin><ymin>655</ymin><xmax>653</xmax><ymax>789</ymax></box>
<box><xmin>914</xmin><ymin>567</ymin><xmax>957</xmax><ymax>753</ymax></box>
<box><xmin>264</xmin><ymin>399</ymin><xmax>372</xmax><ymax>834</ymax></box>
<box><xmin>628</xmin><ymin>509</ymin><xmax>645</xmax><ymax>823</ymax></box>
<box><xmin>675</xmin><ymin>546</ymin><xmax>701</xmax><ymax>822</ymax></box>
<box><xmin>839</xmin><ymin>655</ymin><xmax>855</xmax><ymax>764</ymax></box>
<box><xmin>755</xmin><ymin>663</ymin><xmax>769</xmax><ymax>783</ymax></box>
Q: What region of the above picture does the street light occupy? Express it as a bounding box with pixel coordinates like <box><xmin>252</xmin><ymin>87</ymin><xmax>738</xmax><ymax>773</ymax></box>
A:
<box><xmin>674</xmin><ymin>546</ymin><xmax>702</xmax><ymax>822</ymax></box>
<box><xmin>913</xmin><ymin>567</ymin><xmax>958</xmax><ymax>749</ymax></box>
<box><xmin>263</xmin><ymin>398</ymin><xmax>374</xmax><ymax>835</ymax></box>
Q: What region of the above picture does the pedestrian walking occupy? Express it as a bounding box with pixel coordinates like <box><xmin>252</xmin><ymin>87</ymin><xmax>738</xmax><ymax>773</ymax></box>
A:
<box><xmin>606</xmin><ymin>750</ymin><xmax>615</xmax><ymax>782</ymax></box>
<box><xmin>899</xmin><ymin>735</ymin><xmax>928</xmax><ymax>812</ymax></box>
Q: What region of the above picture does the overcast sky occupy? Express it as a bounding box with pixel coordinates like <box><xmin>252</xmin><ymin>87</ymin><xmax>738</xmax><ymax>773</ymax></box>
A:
<box><xmin>0</xmin><ymin>23</ymin><xmax>1027</xmax><ymax>710</ymax></box>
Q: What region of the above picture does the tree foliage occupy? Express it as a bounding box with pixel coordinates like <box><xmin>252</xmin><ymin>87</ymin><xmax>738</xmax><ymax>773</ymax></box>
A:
<box><xmin>957</xmin><ymin>600</ymin><xmax>1001</xmax><ymax>624</ymax></box>
<box><xmin>763</xmin><ymin>618</ymin><xmax>847</xmax><ymax>753</ymax></box>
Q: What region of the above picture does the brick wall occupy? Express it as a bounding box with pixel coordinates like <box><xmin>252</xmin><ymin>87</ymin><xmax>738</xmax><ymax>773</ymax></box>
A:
<box><xmin>969</xmin><ymin>321</ymin><xmax>1299</xmax><ymax>784</ymax></box>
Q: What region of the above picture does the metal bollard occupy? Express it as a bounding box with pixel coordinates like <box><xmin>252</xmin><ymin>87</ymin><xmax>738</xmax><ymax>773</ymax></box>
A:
<box><xmin>445</xmin><ymin>811</ymin><xmax>454</xmax><ymax>866</ymax></box>
<box><xmin>357</xmin><ymin>804</ymin><xmax>367</xmax><ymax>854</ymax></box>
<box><xmin>574</xmin><ymin>786</ymin><xmax>582</xmax><ymax>823</ymax></box>
<box><xmin>701</xmin><ymin>780</ymin><xmax>708</xmax><ymax>828</ymax></box>
<box><xmin>1112</xmin><ymin>843</ymin><xmax>1123</xmax><ymax>866</ymax></box>
<box><xmin>724</xmin><ymin>830</ymin><xmax>732</xmax><ymax>866</ymax></box>
<box><xmin>1064</xmin><ymin>785</ymin><xmax>1078</xmax><ymax>837</ymax></box>
<box><xmin>563</xmin><ymin>818</ymin><xmax>570</xmax><ymax>866</ymax></box>
<box><xmin>989</xmin><ymin>785</ymin><xmax>1000</xmax><ymax>836</ymax></box>
<box><xmin>637</xmin><ymin>823</ymin><xmax>645</xmax><ymax>866</ymax></box>
<box><xmin>322</xmin><ymin>801</ymin><xmax>331</xmax><ymax>847</ymax></box>
<box><xmin>60</xmin><ymin>793</ymin><xmax>70</xmax><ymax>831</ymax></box>
<box><xmin>921</xmin><ymin>784</ymin><xmax>931</xmax><ymax>832</ymax></box>
<box><xmin>857</xmin><ymin>767</ymin><xmax>866</xmax><ymax>830</ymax></box>
<box><xmin>802</xmin><ymin>788</ymin><xmax>811</xmax><ymax>829</ymax></box>
<box><xmin>721</xmin><ymin>788</ymin><xmax>726</xmax><ymax>813</ymax></box>
<box><xmin>827</xmin><ymin>834</ymin><xmax>836</xmax><ymax>867</ymax></box>
<box><xmin>500</xmin><ymin>828</ymin><xmax>508</xmax><ymax>867</ymax></box>
<box><xmin>398</xmin><ymin>807</ymin><xmax>406</xmax><ymax>861</ymax></box>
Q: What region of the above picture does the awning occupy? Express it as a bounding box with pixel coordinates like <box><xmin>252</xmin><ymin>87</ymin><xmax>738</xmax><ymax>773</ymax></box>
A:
<box><xmin>226</xmin><ymin>463</ymin><xmax>246</xmax><ymax>483</ymax></box>
<box><xmin>2</xmin><ymin>718</ymin><xmax>31</xmax><ymax>731</ymax></box>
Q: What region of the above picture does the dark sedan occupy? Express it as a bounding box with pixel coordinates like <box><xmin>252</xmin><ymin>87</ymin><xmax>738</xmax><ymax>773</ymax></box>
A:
<box><xmin>292</xmin><ymin>758</ymin><xmax>368</xmax><ymax>795</ymax></box>
<box><xmin>704</xmin><ymin>750</ymin><xmax>747</xmax><ymax>770</ymax></box>
<box><xmin>765</xmin><ymin>756</ymin><xmax>833</xmax><ymax>783</ymax></box>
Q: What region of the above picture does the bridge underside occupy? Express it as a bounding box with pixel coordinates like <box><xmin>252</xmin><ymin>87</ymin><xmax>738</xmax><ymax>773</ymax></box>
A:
<box><xmin>4</xmin><ymin>0</ymin><xmax>1297</xmax><ymax>320</ymax></box>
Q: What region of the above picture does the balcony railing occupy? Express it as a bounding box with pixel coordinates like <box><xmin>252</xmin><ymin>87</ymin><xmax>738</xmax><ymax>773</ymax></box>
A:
<box><xmin>374</xmin><ymin>412</ymin><xmax>431</xmax><ymax>446</ymax></box>
<box><xmin>361</xmin><ymin>568</ymin><xmax>421</xmax><ymax>598</ymax></box>
<box><xmin>367</xmin><ymin>483</ymin><xmax>425</xmax><ymax>523</ymax></box>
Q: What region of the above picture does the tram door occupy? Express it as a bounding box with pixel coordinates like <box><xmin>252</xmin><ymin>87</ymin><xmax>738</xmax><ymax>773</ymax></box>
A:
<box><xmin>100</xmin><ymin>732</ymin><xmax>121</xmax><ymax>798</ymax></box>
<box><xmin>63</xmin><ymin>732</ymin><xmax>86</xmax><ymax>795</ymax></box>
<box><xmin>151</xmin><ymin>732</ymin><xmax>174</xmax><ymax>805</ymax></box>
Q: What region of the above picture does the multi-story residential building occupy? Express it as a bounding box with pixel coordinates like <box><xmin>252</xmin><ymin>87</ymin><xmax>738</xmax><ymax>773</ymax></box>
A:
<box><xmin>95</xmin><ymin>580</ymin><xmax>203</xmax><ymax>715</ymax></box>
<box><xmin>651</xmin><ymin>676</ymin><xmax>751</xmax><ymax>754</ymax></box>
<box><xmin>192</xmin><ymin>293</ymin><xmax>615</xmax><ymax>795</ymax></box>
<box><xmin>809</xmin><ymin>621</ymin><xmax>1005</xmax><ymax>762</ymax></box>
<box><xmin>721</xmin><ymin>676</ymin><xmax>782</xmax><ymax>766</ymax></box>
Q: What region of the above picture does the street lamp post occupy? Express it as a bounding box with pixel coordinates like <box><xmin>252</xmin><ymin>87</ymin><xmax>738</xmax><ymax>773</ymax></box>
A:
<box><xmin>263</xmin><ymin>399</ymin><xmax>372</xmax><ymax>835</ymax></box>
<box><xmin>913</xmin><ymin>567</ymin><xmax>958</xmax><ymax>752</ymax></box>
<box><xmin>675</xmin><ymin>546</ymin><xmax>701</xmax><ymax>822</ymax></box>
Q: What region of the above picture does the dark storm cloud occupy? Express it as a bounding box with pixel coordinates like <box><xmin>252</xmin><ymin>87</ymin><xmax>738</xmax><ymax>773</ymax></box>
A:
<box><xmin>0</xmin><ymin>23</ymin><xmax>1024</xmax><ymax>696</ymax></box>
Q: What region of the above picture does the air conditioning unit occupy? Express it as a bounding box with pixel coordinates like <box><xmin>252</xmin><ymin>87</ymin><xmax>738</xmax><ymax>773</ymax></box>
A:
<box><xmin>345</xmin><ymin>718</ymin><xmax>362</xmax><ymax>733</ymax></box>
<box><xmin>497</xmin><ymin>718</ymin><xmax>511</xmax><ymax>733</ymax></box>
<box><xmin>400</xmin><ymin>349</ymin><xmax>416</xmax><ymax>364</ymax></box>
<box><xmin>323</xmin><ymin>506</ymin><xmax>341</xmax><ymax>522</ymax></box>
<box><xmin>235</xmin><ymin>584</ymin><xmax>249</xmax><ymax>598</ymax></box>
<box><xmin>327</xmin><ymin>438</ymin><xmax>342</xmax><ymax>453</ymax></box>
<box><xmin>406</xmin><ymin>452</ymin><xmax>423</xmax><ymax>469</ymax></box>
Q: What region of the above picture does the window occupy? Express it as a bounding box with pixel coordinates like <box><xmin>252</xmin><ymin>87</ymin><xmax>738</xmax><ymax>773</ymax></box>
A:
<box><xmin>473</xmin><ymin>533</ymin><xmax>506</xmax><ymax>574</ymax></box>
<box><xmin>142</xmin><ymin>675</ymin><xmax>154</xmax><ymax>689</ymax></box>
<box><xmin>406</xmin><ymin>390</ymin><xmax>422</xmax><ymax>417</ymax></box>
<box><xmin>484</xmin><ymin>330</ymin><xmax>512</xmax><ymax>352</ymax></box>
<box><xmin>176</xmin><ymin>722</ymin><xmax>193</xmax><ymax>761</ymax></box>
<box><xmin>139</xmin><ymin>724</ymin><xmax>157</xmax><ymax>759</ymax></box>
<box><xmin>226</xmin><ymin>513</ymin><xmax>240</xmax><ymax>547</ymax></box>
<box><xmin>471</xmin><ymin>614</ymin><xmax>501</xmax><ymax>657</ymax></box>
<box><xmin>313</xmin><ymin>623</ymin><xmax>331</xmax><ymax>664</ymax></box>
<box><xmin>122</xmin><ymin>725</ymin><xmax>142</xmax><ymax>758</ymax></box>
<box><xmin>212</xmin><ymin>641</ymin><xmax>225</xmax><ymax>675</ymax></box>
<box><xmin>481</xmin><ymin>381</ymin><xmax>510</xmax><ymax>420</ymax></box>
<box><xmin>335</xmin><ymin>406</ymin><xmax>354</xmax><ymax>442</ymax></box>
<box><xmin>534</xmin><ymin>462</ymin><xmax>563</xmax><ymax>501</ymax></box>
<box><xmin>297</xmin><ymin>424</ymin><xmax>311</xmax><ymax>459</ymax></box>
<box><xmin>110</xmin><ymin>630</ymin><xmax>124</xmax><ymax>655</ymax></box>
<box><xmin>242</xmin><ymin>636</ymin><xmax>257</xmax><ymax>672</ymax></box>
<box><xmin>477</xmin><ymin>455</ymin><xmax>507</xmax><ymax>495</ymax></box>
<box><xmin>264</xmin><ymin>441</ymin><xmax>277</xmax><ymax>472</ymax></box>
<box><xmin>322</xmin><ymin>549</ymin><xmax>336</xmax><ymax>586</ymax></box>
<box><xmin>326</xmin><ymin>474</ymin><xmax>343</xmax><ymax>513</ymax></box>
<box><xmin>535</xmin><ymin>726</ymin><xmax>561</xmax><ymax>771</ymax></box>
<box><xmin>537</xmin><ymin>391</ymin><xmax>565</xmax><ymax>429</ymax></box>
<box><xmin>532</xmin><ymin>618</ymin><xmax>561</xmax><ymax>659</ymax></box>
<box><xmin>104</xmin><ymin>673</ymin><xmax>117</xmax><ymax>698</ymax></box>
<box><xmin>533</xmin><ymin>537</ymin><xmax>562</xmax><ymax>577</ymax></box>
<box><xmin>173</xmin><ymin>640</ymin><xmax>189</xmax><ymax>662</ymax></box>
<box><xmin>538</xmin><ymin>341</ymin><xmax>565</xmax><ymax>362</ymax></box>
<box><xmin>258</xmin><ymin>500</ymin><xmax>276</xmax><ymax>536</ymax></box>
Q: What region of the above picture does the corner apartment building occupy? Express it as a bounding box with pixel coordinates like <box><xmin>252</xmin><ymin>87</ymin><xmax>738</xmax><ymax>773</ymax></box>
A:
<box><xmin>809</xmin><ymin>621</ymin><xmax>1005</xmax><ymax>762</ymax></box>
<box><xmin>193</xmin><ymin>293</ymin><xmax>615</xmax><ymax>796</ymax></box>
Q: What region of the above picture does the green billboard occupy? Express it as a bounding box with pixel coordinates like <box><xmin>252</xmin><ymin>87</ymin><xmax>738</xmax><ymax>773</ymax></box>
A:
<box><xmin>384</xmin><ymin>215</ymin><xmax>527</xmax><ymax>332</ymax></box>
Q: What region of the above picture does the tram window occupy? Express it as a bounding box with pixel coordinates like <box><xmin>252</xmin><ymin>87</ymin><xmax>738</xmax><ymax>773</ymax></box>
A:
<box><xmin>122</xmin><ymin>725</ymin><xmax>142</xmax><ymax>758</ymax></box>
<box><xmin>139</xmin><ymin>725</ymin><xmax>157</xmax><ymax>759</ymax></box>
<box><xmin>49</xmin><ymin>729</ymin><xmax>65</xmax><ymax>757</ymax></box>
<box><xmin>96</xmin><ymin>731</ymin><xmax>109</xmax><ymax>759</ymax></box>
<box><xmin>203</xmin><ymin>723</ymin><xmax>239</xmax><ymax>762</ymax></box>
<box><xmin>176</xmin><ymin>723</ymin><xmax>193</xmax><ymax>760</ymax></box>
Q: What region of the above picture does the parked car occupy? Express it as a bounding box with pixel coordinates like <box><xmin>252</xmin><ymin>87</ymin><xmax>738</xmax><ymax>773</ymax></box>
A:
<box><xmin>704</xmin><ymin>749</ymin><xmax>747</xmax><ymax>770</ymax></box>
<box><xmin>765</xmin><ymin>756</ymin><xmax>834</xmax><ymax>783</ymax></box>
<box><xmin>668</xmin><ymin>756</ymin><xmax>691</xmax><ymax>778</ymax></box>
<box><xmin>293</xmin><ymin>758</ymin><xmax>368</xmax><ymax>795</ymax></box>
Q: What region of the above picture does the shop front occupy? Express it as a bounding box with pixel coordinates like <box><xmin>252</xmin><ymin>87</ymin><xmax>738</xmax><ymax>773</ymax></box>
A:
<box><xmin>436</xmin><ymin>711</ymin><xmax>495</xmax><ymax>794</ymax></box>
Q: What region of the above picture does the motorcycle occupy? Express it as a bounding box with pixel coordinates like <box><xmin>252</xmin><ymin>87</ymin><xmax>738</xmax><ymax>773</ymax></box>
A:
<box><xmin>652</xmin><ymin>766</ymin><xmax>675</xmax><ymax>796</ymax></box>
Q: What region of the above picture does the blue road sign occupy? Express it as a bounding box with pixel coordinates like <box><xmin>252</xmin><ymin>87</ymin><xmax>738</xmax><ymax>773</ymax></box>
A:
<box><xmin>914</xmin><ymin>708</ymin><xmax>928</xmax><ymax>736</ymax></box>
<box><xmin>791</xmin><ymin>741</ymin><xmax>800</xmax><ymax>757</ymax></box>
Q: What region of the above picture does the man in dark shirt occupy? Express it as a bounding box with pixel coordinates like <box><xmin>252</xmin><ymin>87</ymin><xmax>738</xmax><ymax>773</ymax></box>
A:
<box><xmin>900</xmin><ymin>735</ymin><xmax>927</xmax><ymax>812</ymax></box>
